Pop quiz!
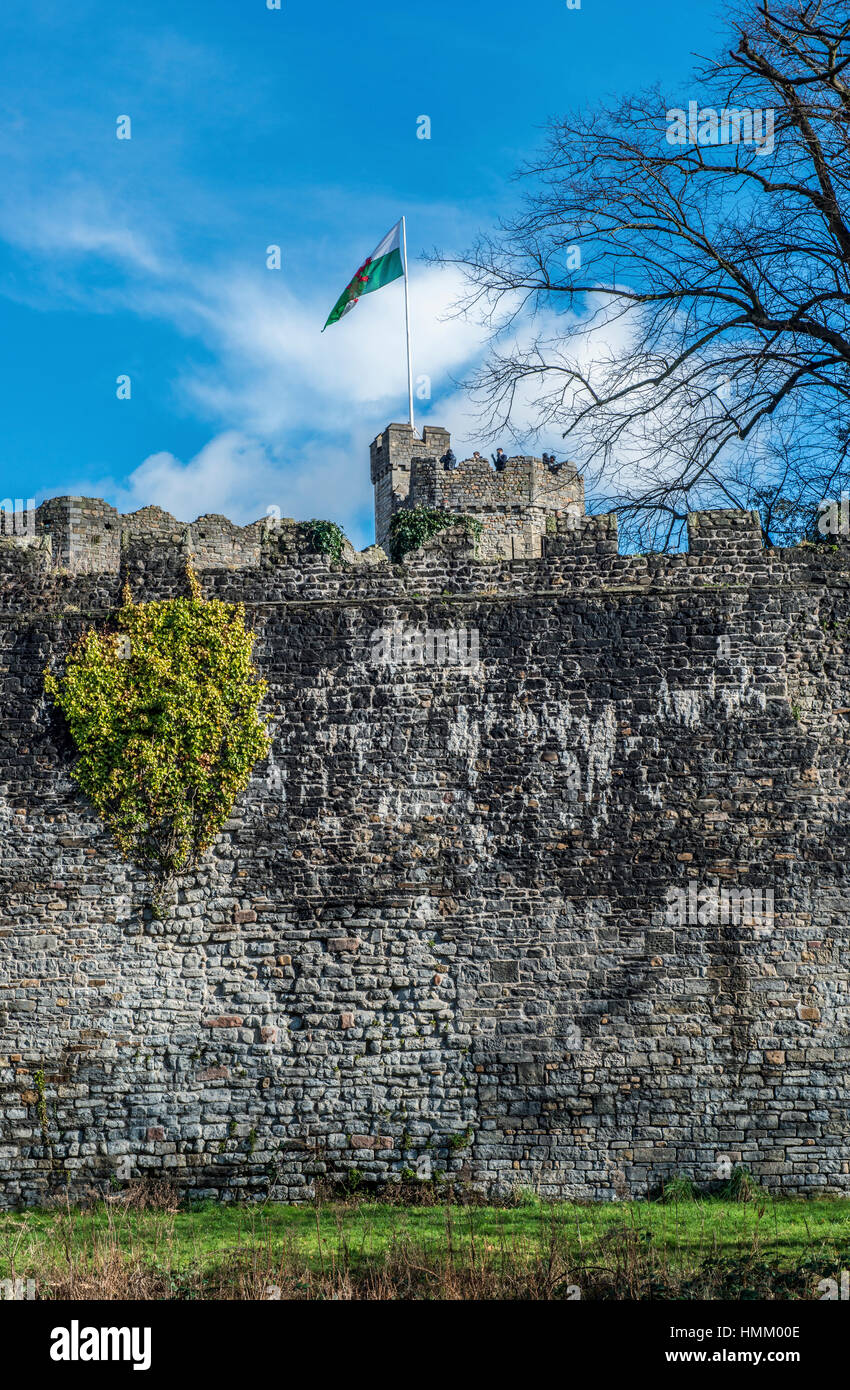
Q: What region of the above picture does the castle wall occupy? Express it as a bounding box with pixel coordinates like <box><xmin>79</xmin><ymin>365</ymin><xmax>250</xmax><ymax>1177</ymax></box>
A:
<box><xmin>409</xmin><ymin>453</ymin><xmax>585</xmax><ymax>559</ymax></box>
<box><xmin>370</xmin><ymin>422</ymin><xmax>451</xmax><ymax>555</ymax></box>
<box><xmin>36</xmin><ymin>499</ymin><xmax>121</xmax><ymax>573</ymax></box>
<box><xmin>0</xmin><ymin>510</ymin><xmax>849</xmax><ymax>1205</ymax></box>
<box><xmin>370</xmin><ymin>424</ymin><xmax>584</xmax><ymax>559</ymax></box>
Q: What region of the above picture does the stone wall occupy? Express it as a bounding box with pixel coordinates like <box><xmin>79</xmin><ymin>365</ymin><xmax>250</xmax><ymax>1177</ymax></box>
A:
<box><xmin>30</xmin><ymin>499</ymin><xmax>270</xmax><ymax>575</ymax></box>
<box><xmin>0</xmin><ymin>492</ymin><xmax>849</xmax><ymax>1206</ymax></box>
<box><xmin>369</xmin><ymin>422</ymin><xmax>584</xmax><ymax>558</ymax></box>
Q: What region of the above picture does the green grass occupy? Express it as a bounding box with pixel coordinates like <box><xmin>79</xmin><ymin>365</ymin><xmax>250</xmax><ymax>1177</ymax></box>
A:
<box><xmin>6</xmin><ymin>1195</ymin><xmax>849</xmax><ymax>1264</ymax></box>
<box><xmin>2</xmin><ymin>1193</ymin><xmax>849</xmax><ymax>1300</ymax></box>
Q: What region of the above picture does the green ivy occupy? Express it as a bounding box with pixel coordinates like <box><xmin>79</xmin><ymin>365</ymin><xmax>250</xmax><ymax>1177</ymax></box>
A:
<box><xmin>299</xmin><ymin>519</ymin><xmax>347</xmax><ymax>564</ymax></box>
<box><xmin>388</xmin><ymin>506</ymin><xmax>482</xmax><ymax>562</ymax></box>
<box><xmin>447</xmin><ymin>1128</ymin><xmax>474</xmax><ymax>1152</ymax></box>
<box><xmin>44</xmin><ymin>561</ymin><xmax>270</xmax><ymax>913</ymax></box>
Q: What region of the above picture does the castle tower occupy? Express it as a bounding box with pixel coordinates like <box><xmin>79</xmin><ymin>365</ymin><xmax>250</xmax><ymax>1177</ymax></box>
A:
<box><xmin>370</xmin><ymin>422</ymin><xmax>451</xmax><ymax>555</ymax></box>
<box><xmin>370</xmin><ymin>422</ymin><xmax>585</xmax><ymax>559</ymax></box>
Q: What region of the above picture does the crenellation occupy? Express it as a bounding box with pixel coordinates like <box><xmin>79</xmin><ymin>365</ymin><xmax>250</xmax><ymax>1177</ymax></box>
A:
<box><xmin>187</xmin><ymin>515</ymin><xmax>265</xmax><ymax>569</ymax></box>
<box><xmin>370</xmin><ymin>423</ymin><xmax>584</xmax><ymax>558</ymax></box>
<box><xmin>1</xmin><ymin>428</ymin><xmax>849</xmax><ymax>1206</ymax></box>
<box><xmin>687</xmin><ymin>508</ymin><xmax>764</xmax><ymax>556</ymax></box>
<box><xmin>35</xmin><ymin>497</ymin><xmax>113</xmax><ymax>572</ymax></box>
<box><xmin>0</xmin><ymin>501</ymin><xmax>280</xmax><ymax>575</ymax></box>
<box><xmin>0</xmin><ymin>453</ymin><xmax>804</xmax><ymax>582</ymax></box>
<box><xmin>120</xmin><ymin>505</ymin><xmax>186</xmax><ymax>546</ymax></box>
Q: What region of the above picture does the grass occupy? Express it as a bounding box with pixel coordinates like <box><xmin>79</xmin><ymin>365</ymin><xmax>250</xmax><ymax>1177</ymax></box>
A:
<box><xmin>1</xmin><ymin>1183</ymin><xmax>849</xmax><ymax>1300</ymax></box>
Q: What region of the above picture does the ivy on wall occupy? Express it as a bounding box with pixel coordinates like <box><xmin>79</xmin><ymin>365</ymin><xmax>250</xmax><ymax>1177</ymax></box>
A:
<box><xmin>299</xmin><ymin>519</ymin><xmax>347</xmax><ymax>564</ymax></box>
<box><xmin>388</xmin><ymin>506</ymin><xmax>482</xmax><ymax>563</ymax></box>
<box><xmin>44</xmin><ymin>561</ymin><xmax>270</xmax><ymax>913</ymax></box>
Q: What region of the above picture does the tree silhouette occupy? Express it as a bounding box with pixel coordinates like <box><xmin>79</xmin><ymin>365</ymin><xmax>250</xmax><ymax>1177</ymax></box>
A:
<box><xmin>438</xmin><ymin>0</ymin><xmax>850</xmax><ymax>549</ymax></box>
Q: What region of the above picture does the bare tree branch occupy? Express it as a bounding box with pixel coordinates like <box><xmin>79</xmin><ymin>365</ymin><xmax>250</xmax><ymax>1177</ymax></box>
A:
<box><xmin>431</xmin><ymin>0</ymin><xmax>850</xmax><ymax>550</ymax></box>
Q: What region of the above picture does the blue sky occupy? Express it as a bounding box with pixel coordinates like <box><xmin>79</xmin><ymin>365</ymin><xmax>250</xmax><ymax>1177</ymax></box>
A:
<box><xmin>0</xmin><ymin>0</ymin><xmax>726</xmax><ymax>546</ymax></box>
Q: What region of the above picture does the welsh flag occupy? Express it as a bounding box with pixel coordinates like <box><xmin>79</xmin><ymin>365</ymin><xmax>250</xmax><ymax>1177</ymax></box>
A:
<box><xmin>323</xmin><ymin>220</ymin><xmax>405</xmax><ymax>329</ymax></box>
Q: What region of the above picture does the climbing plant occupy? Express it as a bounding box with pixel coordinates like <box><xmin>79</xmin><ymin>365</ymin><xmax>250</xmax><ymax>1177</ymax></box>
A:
<box><xmin>44</xmin><ymin>561</ymin><xmax>270</xmax><ymax>913</ymax></box>
<box><xmin>388</xmin><ymin>506</ymin><xmax>482</xmax><ymax>563</ymax></box>
<box><xmin>299</xmin><ymin>519</ymin><xmax>347</xmax><ymax>564</ymax></box>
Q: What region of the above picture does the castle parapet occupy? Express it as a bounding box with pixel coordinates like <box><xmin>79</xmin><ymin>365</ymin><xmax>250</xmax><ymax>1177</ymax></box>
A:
<box><xmin>36</xmin><ymin>498</ymin><xmax>120</xmax><ymax>572</ymax></box>
<box><xmin>0</xmin><ymin>446</ymin><xmax>776</xmax><ymax>578</ymax></box>
<box><xmin>687</xmin><ymin>508</ymin><xmax>763</xmax><ymax>555</ymax></box>
<box><xmin>547</xmin><ymin>510</ymin><xmax>619</xmax><ymax>556</ymax></box>
<box><xmin>6</xmin><ymin>500</ymin><xmax>272</xmax><ymax>574</ymax></box>
<box><xmin>371</xmin><ymin>422</ymin><xmax>584</xmax><ymax>559</ymax></box>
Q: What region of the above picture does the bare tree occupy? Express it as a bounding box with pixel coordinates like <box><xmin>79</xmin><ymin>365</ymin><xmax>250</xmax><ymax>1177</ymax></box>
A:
<box><xmin>438</xmin><ymin>0</ymin><xmax>850</xmax><ymax>549</ymax></box>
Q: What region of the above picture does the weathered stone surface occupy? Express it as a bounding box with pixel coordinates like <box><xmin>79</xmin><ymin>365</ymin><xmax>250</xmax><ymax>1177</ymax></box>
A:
<box><xmin>0</xmin><ymin>432</ymin><xmax>848</xmax><ymax>1206</ymax></box>
<box><xmin>370</xmin><ymin>423</ymin><xmax>584</xmax><ymax>559</ymax></box>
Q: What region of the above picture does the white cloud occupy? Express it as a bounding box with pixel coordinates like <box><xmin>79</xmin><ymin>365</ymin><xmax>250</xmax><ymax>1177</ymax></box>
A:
<box><xmin>162</xmin><ymin>262</ymin><xmax>487</xmax><ymax>434</ymax></box>
<box><xmin>7</xmin><ymin>180</ymin><xmax>635</xmax><ymax>540</ymax></box>
<box><xmin>0</xmin><ymin>186</ymin><xmax>164</xmax><ymax>277</ymax></box>
<box><xmin>69</xmin><ymin>261</ymin><xmax>507</xmax><ymax>545</ymax></box>
<box><xmin>111</xmin><ymin>432</ymin><xmax>278</xmax><ymax>522</ymax></box>
<box><xmin>71</xmin><ymin>429</ymin><xmax>376</xmax><ymax>547</ymax></box>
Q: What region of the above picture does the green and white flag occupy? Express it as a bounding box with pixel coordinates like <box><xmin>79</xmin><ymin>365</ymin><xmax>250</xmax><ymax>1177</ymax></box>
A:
<box><xmin>323</xmin><ymin>220</ymin><xmax>405</xmax><ymax>330</ymax></box>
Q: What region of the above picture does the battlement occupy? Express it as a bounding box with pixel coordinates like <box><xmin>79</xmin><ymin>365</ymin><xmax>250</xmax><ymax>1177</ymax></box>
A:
<box><xmin>2</xmin><ymin>437</ymin><xmax>850</xmax><ymax>1210</ymax></box>
<box><xmin>0</xmin><ymin>486</ymin><xmax>833</xmax><ymax>592</ymax></box>
<box><xmin>370</xmin><ymin>422</ymin><xmax>584</xmax><ymax>558</ymax></box>
<box><xmin>0</xmin><ymin>497</ymin><xmax>274</xmax><ymax>575</ymax></box>
<box><xmin>0</xmin><ymin>430</ymin><xmax>780</xmax><ymax>579</ymax></box>
<box><xmin>0</xmin><ymin>494</ymin><xmax>779</xmax><ymax>583</ymax></box>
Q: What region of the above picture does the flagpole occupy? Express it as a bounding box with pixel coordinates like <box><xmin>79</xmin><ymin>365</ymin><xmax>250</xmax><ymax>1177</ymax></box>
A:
<box><xmin>401</xmin><ymin>216</ymin><xmax>415</xmax><ymax>431</ymax></box>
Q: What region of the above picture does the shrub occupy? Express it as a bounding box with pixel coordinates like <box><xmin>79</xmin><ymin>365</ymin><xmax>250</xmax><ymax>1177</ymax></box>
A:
<box><xmin>388</xmin><ymin>506</ymin><xmax>481</xmax><ymax>562</ymax></box>
<box><xmin>45</xmin><ymin>562</ymin><xmax>270</xmax><ymax>913</ymax></box>
<box><xmin>299</xmin><ymin>519</ymin><xmax>347</xmax><ymax>564</ymax></box>
<box><xmin>660</xmin><ymin>1174</ymin><xmax>699</xmax><ymax>1204</ymax></box>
